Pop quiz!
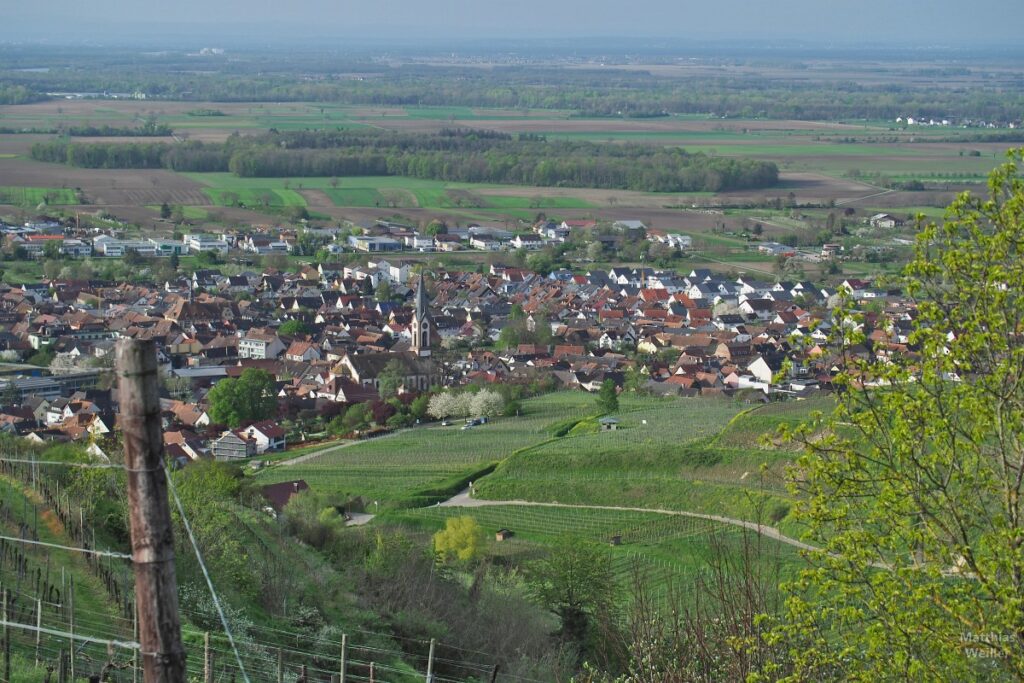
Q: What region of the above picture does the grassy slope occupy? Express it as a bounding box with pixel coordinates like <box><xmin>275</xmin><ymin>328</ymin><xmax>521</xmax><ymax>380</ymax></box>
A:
<box><xmin>253</xmin><ymin>392</ymin><xmax>599</xmax><ymax>506</ymax></box>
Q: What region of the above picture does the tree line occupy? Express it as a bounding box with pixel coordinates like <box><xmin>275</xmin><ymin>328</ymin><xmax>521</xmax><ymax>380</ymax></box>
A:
<box><xmin>30</xmin><ymin>129</ymin><xmax>779</xmax><ymax>193</ymax></box>
<box><xmin>6</xmin><ymin>60</ymin><xmax>1024</xmax><ymax>122</ymax></box>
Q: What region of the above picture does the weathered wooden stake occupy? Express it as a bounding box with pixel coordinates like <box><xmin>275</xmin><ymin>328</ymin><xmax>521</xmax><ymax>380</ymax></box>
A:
<box><xmin>277</xmin><ymin>647</ymin><xmax>283</xmax><ymax>683</ymax></box>
<box><xmin>339</xmin><ymin>634</ymin><xmax>347</xmax><ymax>683</ymax></box>
<box><xmin>69</xmin><ymin>577</ymin><xmax>74</xmax><ymax>682</ymax></box>
<box><xmin>204</xmin><ymin>632</ymin><xmax>212</xmax><ymax>683</ymax></box>
<box><xmin>132</xmin><ymin>609</ymin><xmax>139</xmax><ymax>683</ymax></box>
<box><xmin>369</xmin><ymin>662</ymin><xmax>375</xmax><ymax>683</ymax></box>
<box><xmin>426</xmin><ymin>638</ymin><xmax>435</xmax><ymax>683</ymax></box>
<box><xmin>117</xmin><ymin>339</ymin><xmax>186</xmax><ymax>683</ymax></box>
<box><xmin>4</xmin><ymin>588</ymin><xmax>10</xmax><ymax>683</ymax></box>
<box><xmin>488</xmin><ymin>664</ymin><xmax>500</xmax><ymax>683</ymax></box>
<box><xmin>35</xmin><ymin>597</ymin><xmax>41</xmax><ymax>667</ymax></box>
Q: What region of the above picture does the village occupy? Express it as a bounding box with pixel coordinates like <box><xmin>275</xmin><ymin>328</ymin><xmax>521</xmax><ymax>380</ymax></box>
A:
<box><xmin>0</xmin><ymin>211</ymin><xmax>910</xmax><ymax>465</ymax></box>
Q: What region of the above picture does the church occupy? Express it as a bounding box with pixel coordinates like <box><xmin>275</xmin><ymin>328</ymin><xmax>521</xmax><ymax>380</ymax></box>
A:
<box><xmin>335</xmin><ymin>273</ymin><xmax>442</xmax><ymax>392</ymax></box>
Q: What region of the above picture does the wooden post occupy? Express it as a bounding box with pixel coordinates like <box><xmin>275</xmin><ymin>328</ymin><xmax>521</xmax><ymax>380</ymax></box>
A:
<box><xmin>204</xmin><ymin>633</ymin><xmax>212</xmax><ymax>683</ymax></box>
<box><xmin>117</xmin><ymin>339</ymin><xmax>187</xmax><ymax>683</ymax></box>
<box><xmin>35</xmin><ymin>597</ymin><xmax>41</xmax><ymax>667</ymax></box>
<box><xmin>4</xmin><ymin>588</ymin><xmax>10</xmax><ymax>683</ymax></box>
<box><xmin>368</xmin><ymin>662</ymin><xmax>375</xmax><ymax>683</ymax></box>
<box><xmin>276</xmin><ymin>647</ymin><xmax>283</xmax><ymax>683</ymax></box>
<box><xmin>425</xmin><ymin>638</ymin><xmax>435</xmax><ymax>683</ymax></box>
<box><xmin>339</xmin><ymin>635</ymin><xmax>347</xmax><ymax>683</ymax></box>
<box><xmin>57</xmin><ymin>649</ymin><xmax>66</xmax><ymax>683</ymax></box>
<box><xmin>488</xmin><ymin>664</ymin><xmax>500</xmax><ymax>683</ymax></box>
<box><xmin>132</xmin><ymin>609</ymin><xmax>139</xmax><ymax>683</ymax></box>
<box><xmin>69</xmin><ymin>578</ymin><xmax>74</xmax><ymax>683</ymax></box>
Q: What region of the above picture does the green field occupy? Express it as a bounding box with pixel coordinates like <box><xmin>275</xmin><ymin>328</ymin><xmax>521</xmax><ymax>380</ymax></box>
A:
<box><xmin>0</xmin><ymin>186</ymin><xmax>78</xmax><ymax>205</ymax></box>
<box><xmin>256</xmin><ymin>392</ymin><xmax>822</xmax><ymax>528</ymax></box>
<box><xmin>184</xmin><ymin>172</ymin><xmax>598</xmax><ymax>211</ymax></box>
<box><xmin>475</xmin><ymin>398</ymin><xmax>803</xmax><ymax>524</ymax></box>
<box><xmin>389</xmin><ymin>503</ymin><xmax>803</xmax><ymax>605</ymax></box>
<box><xmin>202</xmin><ymin>186</ymin><xmax>307</xmax><ymax>208</ymax></box>
<box><xmin>254</xmin><ymin>392</ymin><xmax>603</xmax><ymax>505</ymax></box>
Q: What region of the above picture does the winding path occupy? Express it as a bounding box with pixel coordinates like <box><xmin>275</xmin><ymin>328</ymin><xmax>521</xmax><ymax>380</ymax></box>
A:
<box><xmin>438</xmin><ymin>488</ymin><xmax>818</xmax><ymax>552</ymax></box>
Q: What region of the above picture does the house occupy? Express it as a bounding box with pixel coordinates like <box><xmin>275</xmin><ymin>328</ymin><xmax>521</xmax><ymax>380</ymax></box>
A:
<box><xmin>495</xmin><ymin>529</ymin><xmax>514</xmax><ymax>542</ymax></box>
<box><xmin>598</xmin><ymin>416</ymin><xmax>620</xmax><ymax>431</ymax></box>
<box><xmin>510</xmin><ymin>234</ymin><xmax>544</xmax><ymax>250</ymax></box>
<box><xmin>260</xmin><ymin>480</ymin><xmax>310</xmax><ymax>512</ymax></box>
<box><xmin>869</xmin><ymin>213</ymin><xmax>902</xmax><ymax>229</ymax></box>
<box><xmin>243</xmin><ymin>420</ymin><xmax>287</xmax><ymax>453</ymax></box>
<box><xmin>285</xmin><ymin>340</ymin><xmax>321</xmax><ymax>363</ymax></box>
<box><xmin>211</xmin><ymin>431</ymin><xmax>257</xmax><ymax>460</ymax></box>
<box><xmin>239</xmin><ymin>330</ymin><xmax>285</xmax><ymax>359</ymax></box>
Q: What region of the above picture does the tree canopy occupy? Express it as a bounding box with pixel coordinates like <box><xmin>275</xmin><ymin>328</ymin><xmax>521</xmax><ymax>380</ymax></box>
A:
<box><xmin>206</xmin><ymin>368</ymin><xmax>277</xmax><ymax>428</ymax></box>
<box><xmin>759</xmin><ymin>150</ymin><xmax>1024</xmax><ymax>681</ymax></box>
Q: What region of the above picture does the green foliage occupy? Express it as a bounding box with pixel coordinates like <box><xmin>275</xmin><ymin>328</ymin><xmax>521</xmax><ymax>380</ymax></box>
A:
<box><xmin>26</xmin><ymin>347</ymin><xmax>54</xmax><ymax>367</ymax></box>
<box><xmin>206</xmin><ymin>368</ymin><xmax>277</xmax><ymax>428</ymax></box>
<box><xmin>527</xmin><ymin>537</ymin><xmax>616</xmax><ymax>644</ymax></box>
<box><xmin>596</xmin><ymin>379</ymin><xmax>619</xmax><ymax>414</ymax></box>
<box><xmin>277</xmin><ymin>319</ymin><xmax>309</xmax><ymax>337</ymax></box>
<box><xmin>758</xmin><ymin>150</ymin><xmax>1024</xmax><ymax>681</ymax></box>
<box><xmin>432</xmin><ymin>516</ymin><xmax>485</xmax><ymax>564</ymax></box>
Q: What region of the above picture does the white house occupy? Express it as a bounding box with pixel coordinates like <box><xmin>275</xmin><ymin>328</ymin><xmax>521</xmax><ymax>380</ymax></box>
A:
<box><xmin>243</xmin><ymin>420</ymin><xmax>287</xmax><ymax>453</ymax></box>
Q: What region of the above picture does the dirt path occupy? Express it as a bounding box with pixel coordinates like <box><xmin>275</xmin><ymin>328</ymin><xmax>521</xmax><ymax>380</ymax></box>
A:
<box><xmin>273</xmin><ymin>430</ymin><xmax>402</xmax><ymax>467</ymax></box>
<box><xmin>438</xmin><ymin>488</ymin><xmax>818</xmax><ymax>552</ymax></box>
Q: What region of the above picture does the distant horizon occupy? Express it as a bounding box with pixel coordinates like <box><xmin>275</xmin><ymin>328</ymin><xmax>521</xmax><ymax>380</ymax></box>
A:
<box><xmin>4</xmin><ymin>0</ymin><xmax>1024</xmax><ymax>48</ymax></box>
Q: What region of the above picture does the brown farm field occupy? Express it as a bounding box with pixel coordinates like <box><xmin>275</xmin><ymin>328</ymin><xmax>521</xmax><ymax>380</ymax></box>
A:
<box><xmin>0</xmin><ymin>98</ymin><xmax>1006</xmax><ymax>233</ymax></box>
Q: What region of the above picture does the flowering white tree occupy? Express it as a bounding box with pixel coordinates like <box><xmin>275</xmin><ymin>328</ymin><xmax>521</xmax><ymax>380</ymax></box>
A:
<box><xmin>470</xmin><ymin>389</ymin><xmax>505</xmax><ymax>417</ymax></box>
<box><xmin>427</xmin><ymin>392</ymin><xmax>459</xmax><ymax>420</ymax></box>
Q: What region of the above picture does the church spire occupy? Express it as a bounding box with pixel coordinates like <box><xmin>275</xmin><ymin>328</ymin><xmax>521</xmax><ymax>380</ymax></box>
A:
<box><xmin>415</xmin><ymin>272</ymin><xmax>429</xmax><ymax>320</ymax></box>
<box><xmin>411</xmin><ymin>272</ymin><xmax>432</xmax><ymax>357</ymax></box>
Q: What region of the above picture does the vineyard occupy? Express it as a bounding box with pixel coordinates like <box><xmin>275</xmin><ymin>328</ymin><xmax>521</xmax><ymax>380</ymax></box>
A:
<box><xmin>390</xmin><ymin>504</ymin><xmax>802</xmax><ymax>606</ymax></box>
<box><xmin>0</xmin><ymin>444</ymin><xmax>536</xmax><ymax>683</ymax></box>
<box><xmin>473</xmin><ymin>396</ymin><xmax>802</xmax><ymax>523</ymax></box>
<box><xmin>253</xmin><ymin>392</ymin><xmax>606</xmax><ymax>506</ymax></box>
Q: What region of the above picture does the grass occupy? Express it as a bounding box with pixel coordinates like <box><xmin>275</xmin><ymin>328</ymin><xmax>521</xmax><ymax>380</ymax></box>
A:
<box><xmin>474</xmin><ymin>396</ymin><xmax>819</xmax><ymax>526</ymax></box>
<box><xmin>388</xmin><ymin>503</ymin><xmax>804</xmax><ymax>606</ymax></box>
<box><xmin>202</xmin><ymin>187</ymin><xmax>306</xmax><ymax>208</ymax></box>
<box><xmin>0</xmin><ymin>186</ymin><xmax>78</xmax><ymax>206</ymax></box>
<box><xmin>253</xmin><ymin>392</ymin><xmax>603</xmax><ymax>506</ymax></box>
<box><xmin>712</xmin><ymin>397</ymin><xmax>834</xmax><ymax>450</ymax></box>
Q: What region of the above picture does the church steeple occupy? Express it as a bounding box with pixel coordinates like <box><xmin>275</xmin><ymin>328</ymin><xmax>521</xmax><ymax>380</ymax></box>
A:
<box><xmin>411</xmin><ymin>272</ymin><xmax>433</xmax><ymax>357</ymax></box>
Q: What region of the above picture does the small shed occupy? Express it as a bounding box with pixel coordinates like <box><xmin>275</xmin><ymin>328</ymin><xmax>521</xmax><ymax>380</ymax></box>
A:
<box><xmin>598</xmin><ymin>416</ymin><xmax>620</xmax><ymax>431</ymax></box>
<box><xmin>495</xmin><ymin>528</ymin><xmax>514</xmax><ymax>542</ymax></box>
<box><xmin>609</xmin><ymin>534</ymin><xmax>623</xmax><ymax>546</ymax></box>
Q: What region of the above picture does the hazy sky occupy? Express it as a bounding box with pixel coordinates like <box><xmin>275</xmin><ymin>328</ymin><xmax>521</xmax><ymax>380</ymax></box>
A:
<box><xmin>4</xmin><ymin>0</ymin><xmax>1024</xmax><ymax>45</ymax></box>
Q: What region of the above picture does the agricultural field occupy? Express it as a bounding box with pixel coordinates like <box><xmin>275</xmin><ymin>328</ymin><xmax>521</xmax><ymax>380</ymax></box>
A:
<box><xmin>258</xmin><ymin>391</ymin><xmax>823</xmax><ymax>530</ymax></box>
<box><xmin>468</xmin><ymin>396</ymin><xmax>828</xmax><ymax>529</ymax></box>
<box><xmin>389</xmin><ymin>503</ymin><xmax>803</xmax><ymax>606</ymax></box>
<box><xmin>0</xmin><ymin>186</ymin><xmax>78</xmax><ymax>206</ymax></box>
<box><xmin>253</xmin><ymin>392</ymin><xmax>602</xmax><ymax>506</ymax></box>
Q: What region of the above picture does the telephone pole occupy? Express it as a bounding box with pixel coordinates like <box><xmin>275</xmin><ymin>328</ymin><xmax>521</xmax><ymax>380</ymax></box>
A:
<box><xmin>117</xmin><ymin>339</ymin><xmax>187</xmax><ymax>683</ymax></box>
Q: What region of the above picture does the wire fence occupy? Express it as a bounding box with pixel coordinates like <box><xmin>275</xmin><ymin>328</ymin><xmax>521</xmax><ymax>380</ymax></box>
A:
<box><xmin>0</xmin><ymin>451</ymin><xmax>540</xmax><ymax>682</ymax></box>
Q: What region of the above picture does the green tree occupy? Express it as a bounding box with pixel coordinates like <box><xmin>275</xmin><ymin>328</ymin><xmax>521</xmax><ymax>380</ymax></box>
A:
<box><xmin>160</xmin><ymin>202</ymin><xmax>172</xmax><ymax>219</ymax></box>
<box><xmin>341</xmin><ymin>403</ymin><xmax>369</xmax><ymax>432</ymax></box>
<box><xmin>277</xmin><ymin>319</ymin><xmax>309</xmax><ymax>337</ymax></box>
<box><xmin>528</xmin><ymin>538</ymin><xmax>615</xmax><ymax>645</ymax></box>
<box><xmin>759</xmin><ymin>151</ymin><xmax>1024</xmax><ymax>681</ymax></box>
<box><xmin>375</xmin><ymin>279</ymin><xmax>393</xmax><ymax>303</ymax></box>
<box><xmin>433</xmin><ymin>516</ymin><xmax>485</xmax><ymax>564</ymax></box>
<box><xmin>206</xmin><ymin>369</ymin><xmax>277</xmax><ymax>428</ymax></box>
<box><xmin>376</xmin><ymin>358</ymin><xmax>406</xmax><ymax>399</ymax></box>
<box><xmin>595</xmin><ymin>379</ymin><xmax>618</xmax><ymax>414</ymax></box>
